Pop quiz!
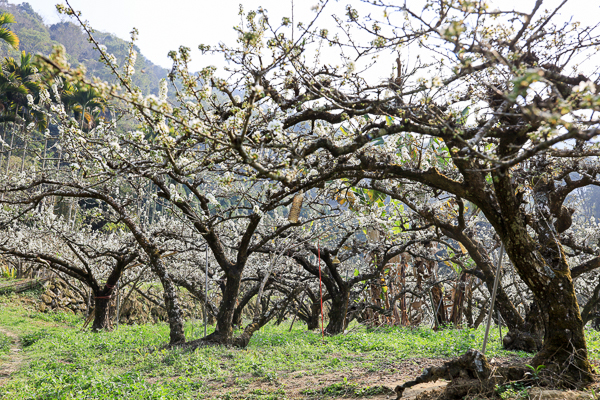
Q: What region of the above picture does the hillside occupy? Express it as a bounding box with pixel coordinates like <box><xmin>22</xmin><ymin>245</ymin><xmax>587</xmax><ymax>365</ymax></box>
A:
<box><xmin>0</xmin><ymin>0</ymin><xmax>168</xmax><ymax>96</ymax></box>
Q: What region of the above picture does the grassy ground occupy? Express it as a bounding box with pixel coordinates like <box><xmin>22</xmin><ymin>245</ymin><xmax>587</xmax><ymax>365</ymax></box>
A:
<box><xmin>0</xmin><ymin>332</ymin><xmax>9</xmax><ymax>355</ymax></box>
<box><xmin>0</xmin><ymin>293</ymin><xmax>599</xmax><ymax>399</ymax></box>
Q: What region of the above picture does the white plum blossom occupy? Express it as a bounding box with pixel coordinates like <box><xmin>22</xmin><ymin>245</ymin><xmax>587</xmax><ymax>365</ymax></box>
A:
<box><xmin>253</xmin><ymin>204</ymin><xmax>263</xmax><ymax>216</ymax></box>
<box><xmin>268</xmin><ymin>120</ymin><xmax>283</xmax><ymax>132</ymax></box>
<box><xmin>131</xmin><ymin>130</ymin><xmax>145</xmax><ymax>142</ymax></box>
<box><xmin>39</xmin><ymin>88</ymin><xmax>51</xmax><ymax>105</ymax></box>
<box><xmin>108</xmin><ymin>137</ymin><xmax>120</xmax><ymax>151</ymax></box>
<box><xmin>52</xmin><ymin>84</ymin><xmax>61</xmax><ymax>102</ymax></box>
<box><xmin>156</xmin><ymin>121</ymin><xmax>169</xmax><ymax>135</ymax></box>
<box><xmin>125</xmin><ymin>65</ymin><xmax>135</xmax><ymax>76</ymax></box>
<box><xmin>574</xmin><ymin>80</ymin><xmax>596</xmax><ymax>94</ymax></box>
<box><xmin>346</xmin><ymin>61</ymin><xmax>356</xmax><ymax>74</ymax></box>
<box><xmin>206</xmin><ymin>193</ymin><xmax>219</xmax><ymax>205</ymax></box>
<box><xmin>159</xmin><ymin>79</ymin><xmax>168</xmax><ymax>101</ymax></box>
<box><xmin>106</xmin><ymin>53</ymin><xmax>117</xmax><ymax>66</ymax></box>
<box><xmin>401</xmin><ymin>146</ymin><xmax>410</xmax><ymax>161</ymax></box>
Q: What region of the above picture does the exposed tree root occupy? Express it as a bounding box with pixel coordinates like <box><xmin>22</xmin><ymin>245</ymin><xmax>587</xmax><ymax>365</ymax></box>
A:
<box><xmin>394</xmin><ymin>349</ymin><xmax>596</xmax><ymax>400</ymax></box>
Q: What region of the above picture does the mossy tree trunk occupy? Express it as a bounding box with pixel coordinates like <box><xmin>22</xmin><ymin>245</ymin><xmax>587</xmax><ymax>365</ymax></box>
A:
<box><xmin>489</xmin><ymin>171</ymin><xmax>594</xmax><ymax>384</ymax></box>
<box><xmin>361</xmin><ymin>138</ymin><xmax>596</xmax><ymax>383</ymax></box>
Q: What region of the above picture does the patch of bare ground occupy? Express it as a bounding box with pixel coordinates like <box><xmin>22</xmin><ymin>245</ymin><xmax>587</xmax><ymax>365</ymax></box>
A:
<box><xmin>0</xmin><ymin>327</ymin><xmax>23</xmax><ymax>386</ymax></box>
<box><xmin>200</xmin><ymin>358</ymin><xmax>452</xmax><ymax>399</ymax></box>
<box><xmin>198</xmin><ymin>355</ymin><xmax>600</xmax><ymax>400</ymax></box>
<box><xmin>395</xmin><ymin>352</ymin><xmax>600</xmax><ymax>400</ymax></box>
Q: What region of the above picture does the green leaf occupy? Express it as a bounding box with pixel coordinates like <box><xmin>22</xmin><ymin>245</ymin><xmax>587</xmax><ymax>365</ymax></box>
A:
<box><xmin>371</xmin><ymin>137</ymin><xmax>385</xmax><ymax>146</ymax></box>
<box><xmin>455</xmin><ymin>106</ymin><xmax>470</xmax><ymax>125</ymax></box>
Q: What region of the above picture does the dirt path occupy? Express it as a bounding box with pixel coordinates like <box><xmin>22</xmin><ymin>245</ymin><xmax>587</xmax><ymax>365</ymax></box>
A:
<box><xmin>0</xmin><ymin>327</ymin><xmax>23</xmax><ymax>386</ymax></box>
<box><xmin>202</xmin><ymin>358</ymin><xmax>452</xmax><ymax>399</ymax></box>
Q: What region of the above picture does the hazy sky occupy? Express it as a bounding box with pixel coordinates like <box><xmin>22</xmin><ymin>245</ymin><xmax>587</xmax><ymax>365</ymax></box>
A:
<box><xmin>12</xmin><ymin>0</ymin><xmax>597</xmax><ymax>72</ymax></box>
<box><xmin>14</xmin><ymin>0</ymin><xmax>319</xmax><ymax>70</ymax></box>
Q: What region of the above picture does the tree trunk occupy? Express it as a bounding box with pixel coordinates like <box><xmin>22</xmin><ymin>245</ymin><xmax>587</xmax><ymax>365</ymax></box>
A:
<box><xmin>503</xmin><ymin>300</ymin><xmax>545</xmax><ymax>353</ymax></box>
<box><xmin>232</xmin><ymin>282</ymin><xmax>260</xmax><ymax>327</ymax></box>
<box><xmin>325</xmin><ymin>289</ymin><xmax>349</xmax><ymax>335</ymax></box>
<box><xmin>491</xmin><ymin>173</ymin><xmax>594</xmax><ymax>385</ymax></box>
<box><xmin>431</xmin><ymin>284</ymin><xmax>447</xmax><ymax>329</ymax></box>
<box><xmin>202</xmin><ymin>268</ymin><xmax>242</xmax><ymax>344</ymax></box>
<box><xmin>450</xmin><ymin>273</ymin><xmax>467</xmax><ymax>327</ymax></box>
<box><xmin>232</xmin><ymin>287</ymin><xmax>302</xmax><ymax>348</ymax></box>
<box><xmin>530</xmin><ymin>270</ymin><xmax>593</xmax><ymax>385</ymax></box>
<box><xmin>91</xmin><ymin>297</ymin><xmax>112</xmax><ymax>331</ymax></box>
<box><xmin>151</xmin><ymin>257</ymin><xmax>186</xmax><ymax>345</ymax></box>
<box><xmin>306</xmin><ymin>300</ymin><xmax>321</xmax><ymax>330</ymax></box>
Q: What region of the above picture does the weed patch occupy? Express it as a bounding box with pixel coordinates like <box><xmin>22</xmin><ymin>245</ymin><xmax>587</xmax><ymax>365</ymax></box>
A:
<box><xmin>20</xmin><ymin>330</ymin><xmax>50</xmax><ymax>347</ymax></box>
<box><xmin>302</xmin><ymin>380</ymin><xmax>393</xmax><ymax>398</ymax></box>
<box><xmin>0</xmin><ymin>332</ymin><xmax>10</xmax><ymax>354</ymax></box>
<box><xmin>0</xmin><ymin>295</ymin><xmax>599</xmax><ymax>399</ymax></box>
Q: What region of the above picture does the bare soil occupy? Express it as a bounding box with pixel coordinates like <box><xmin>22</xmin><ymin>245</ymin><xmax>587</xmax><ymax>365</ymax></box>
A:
<box><xmin>0</xmin><ymin>327</ymin><xmax>23</xmax><ymax>386</ymax></box>
<box><xmin>201</xmin><ymin>358</ymin><xmax>454</xmax><ymax>399</ymax></box>
<box><xmin>197</xmin><ymin>355</ymin><xmax>600</xmax><ymax>399</ymax></box>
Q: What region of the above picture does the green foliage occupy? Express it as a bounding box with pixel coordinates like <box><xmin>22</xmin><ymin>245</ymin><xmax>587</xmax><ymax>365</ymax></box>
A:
<box><xmin>302</xmin><ymin>380</ymin><xmax>393</xmax><ymax>398</ymax></box>
<box><xmin>524</xmin><ymin>364</ymin><xmax>545</xmax><ymax>380</ymax></box>
<box><xmin>1</xmin><ymin>297</ymin><xmax>599</xmax><ymax>399</ymax></box>
<box><xmin>27</xmin><ymin>310</ymin><xmax>83</xmax><ymax>327</ymax></box>
<box><xmin>0</xmin><ymin>2</ymin><xmax>168</xmax><ymax>97</ymax></box>
<box><xmin>20</xmin><ymin>329</ymin><xmax>50</xmax><ymax>347</ymax></box>
<box><xmin>0</xmin><ymin>331</ymin><xmax>10</xmax><ymax>354</ymax></box>
<box><xmin>495</xmin><ymin>382</ymin><xmax>529</xmax><ymax>400</ymax></box>
<box><xmin>0</xmin><ymin>11</ymin><xmax>19</xmax><ymax>49</ymax></box>
<box><xmin>585</xmin><ymin>328</ymin><xmax>600</xmax><ymax>361</ymax></box>
<box><xmin>0</xmin><ymin>263</ymin><xmax>15</xmax><ymax>279</ymax></box>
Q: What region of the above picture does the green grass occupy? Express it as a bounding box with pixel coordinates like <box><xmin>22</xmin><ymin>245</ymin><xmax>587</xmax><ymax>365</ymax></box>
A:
<box><xmin>0</xmin><ymin>294</ymin><xmax>599</xmax><ymax>399</ymax></box>
<box><xmin>0</xmin><ymin>332</ymin><xmax>10</xmax><ymax>354</ymax></box>
<box><xmin>301</xmin><ymin>380</ymin><xmax>393</xmax><ymax>398</ymax></box>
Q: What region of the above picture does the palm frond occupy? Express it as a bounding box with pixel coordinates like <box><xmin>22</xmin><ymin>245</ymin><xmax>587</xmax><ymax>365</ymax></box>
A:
<box><xmin>0</xmin><ymin>13</ymin><xmax>16</xmax><ymax>26</ymax></box>
<box><xmin>0</xmin><ymin>12</ymin><xmax>19</xmax><ymax>50</ymax></box>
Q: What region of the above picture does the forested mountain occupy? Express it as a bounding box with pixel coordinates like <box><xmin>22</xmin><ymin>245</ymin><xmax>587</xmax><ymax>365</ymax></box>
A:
<box><xmin>0</xmin><ymin>0</ymin><xmax>168</xmax><ymax>96</ymax></box>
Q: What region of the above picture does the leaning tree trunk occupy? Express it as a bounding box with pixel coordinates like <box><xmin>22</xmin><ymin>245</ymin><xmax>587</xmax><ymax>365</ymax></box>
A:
<box><xmin>528</xmin><ymin>240</ymin><xmax>594</xmax><ymax>386</ymax></box>
<box><xmin>150</xmin><ymin>256</ymin><xmax>186</xmax><ymax>345</ymax></box>
<box><xmin>232</xmin><ymin>280</ymin><xmax>264</xmax><ymax>328</ymax></box>
<box><xmin>233</xmin><ymin>287</ymin><xmax>302</xmax><ymax>348</ymax></box>
<box><xmin>492</xmin><ymin>173</ymin><xmax>595</xmax><ymax>385</ymax></box>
